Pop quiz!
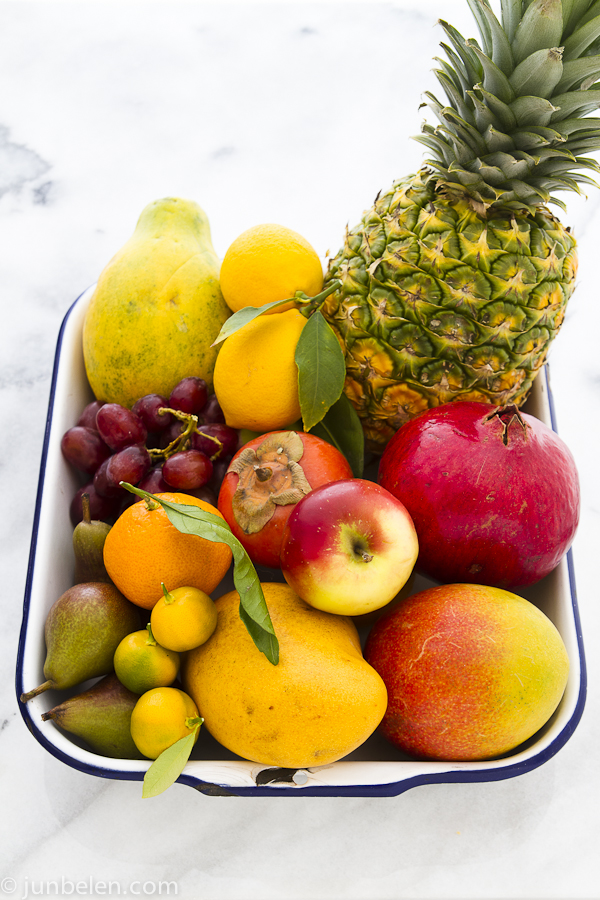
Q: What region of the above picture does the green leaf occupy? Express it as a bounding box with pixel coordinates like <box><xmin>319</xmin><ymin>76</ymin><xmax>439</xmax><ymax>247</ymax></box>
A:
<box><xmin>295</xmin><ymin>309</ymin><xmax>346</xmax><ymax>432</ymax></box>
<box><xmin>120</xmin><ymin>485</ymin><xmax>279</xmax><ymax>665</ymax></box>
<box><xmin>211</xmin><ymin>296</ymin><xmax>301</xmax><ymax>346</ymax></box>
<box><xmin>310</xmin><ymin>393</ymin><xmax>365</xmax><ymax>478</ymax></box>
<box><xmin>211</xmin><ymin>280</ymin><xmax>342</xmax><ymax>347</ymax></box>
<box><xmin>142</xmin><ymin>727</ymin><xmax>200</xmax><ymax>798</ymax></box>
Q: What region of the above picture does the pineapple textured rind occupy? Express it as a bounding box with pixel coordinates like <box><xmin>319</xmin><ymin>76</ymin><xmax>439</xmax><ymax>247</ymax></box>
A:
<box><xmin>321</xmin><ymin>0</ymin><xmax>600</xmax><ymax>450</ymax></box>
<box><xmin>323</xmin><ymin>171</ymin><xmax>577</xmax><ymax>450</ymax></box>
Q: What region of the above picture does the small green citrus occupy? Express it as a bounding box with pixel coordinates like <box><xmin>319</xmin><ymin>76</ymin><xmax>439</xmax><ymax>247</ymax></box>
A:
<box><xmin>150</xmin><ymin>584</ymin><xmax>218</xmax><ymax>652</ymax></box>
<box><xmin>130</xmin><ymin>686</ymin><xmax>202</xmax><ymax>759</ymax></box>
<box><xmin>114</xmin><ymin>624</ymin><xmax>180</xmax><ymax>695</ymax></box>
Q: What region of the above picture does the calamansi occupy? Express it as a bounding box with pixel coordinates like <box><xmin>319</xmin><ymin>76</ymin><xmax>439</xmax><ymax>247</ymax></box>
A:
<box><xmin>130</xmin><ymin>686</ymin><xmax>202</xmax><ymax>759</ymax></box>
<box><xmin>150</xmin><ymin>584</ymin><xmax>218</xmax><ymax>652</ymax></box>
<box><xmin>113</xmin><ymin>624</ymin><xmax>180</xmax><ymax>694</ymax></box>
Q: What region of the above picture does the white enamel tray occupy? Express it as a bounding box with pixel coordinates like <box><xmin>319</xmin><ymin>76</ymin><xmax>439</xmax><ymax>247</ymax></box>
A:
<box><xmin>16</xmin><ymin>286</ymin><xmax>587</xmax><ymax>797</ymax></box>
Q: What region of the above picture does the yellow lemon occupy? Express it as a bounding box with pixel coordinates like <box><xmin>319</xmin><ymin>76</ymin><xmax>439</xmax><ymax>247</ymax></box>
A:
<box><xmin>213</xmin><ymin>308</ymin><xmax>307</xmax><ymax>431</ymax></box>
<box><xmin>113</xmin><ymin>625</ymin><xmax>180</xmax><ymax>695</ymax></box>
<box><xmin>130</xmin><ymin>687</ymin><xmax>202</xmax><ymax>759</ymax></box>
<box><xmin>220</xmin><ymin>223</ymin><xmax>323</xmax><ymax>313</ymax></box>
<box><xmin>150</xmin><ymin>584</ymin><xmax>218</xmax><ymax>652</ymax></box>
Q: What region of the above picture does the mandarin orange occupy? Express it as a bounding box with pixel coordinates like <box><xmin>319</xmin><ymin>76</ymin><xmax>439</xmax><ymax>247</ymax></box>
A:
<box><xmin>103</xmin><ymin>493</ymin><xmax>232</xmax><ymax>610</ymax></box>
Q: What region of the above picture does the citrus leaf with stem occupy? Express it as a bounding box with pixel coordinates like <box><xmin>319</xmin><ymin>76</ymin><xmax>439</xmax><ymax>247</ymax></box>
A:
<box><xmin>211</xmin><ymin>280</ymin><xmax>341</xmax><ymax>346</ymax></box>
<box><xmin>142</xmin><ymin>720</ymin><xmax>203</xmax><ymax>798</ymax></box>
<box><xmin>120</xmin><ymin>484</ymin><xmax>279</xmax><ymax>665</ymax></box>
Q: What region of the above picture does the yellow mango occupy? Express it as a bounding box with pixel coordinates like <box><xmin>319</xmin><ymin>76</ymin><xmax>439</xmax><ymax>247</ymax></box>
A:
<box><xmin>183</xmin><ymin>582</ymin><xmax>388</xmax><ymax>768</ymax></box>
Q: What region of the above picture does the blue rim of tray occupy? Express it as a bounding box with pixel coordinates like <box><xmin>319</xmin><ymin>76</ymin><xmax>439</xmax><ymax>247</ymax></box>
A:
<box><xmin>15</xmin><ymin>291</ymin><xmax>588</xmax><ymax>797</ymax></box>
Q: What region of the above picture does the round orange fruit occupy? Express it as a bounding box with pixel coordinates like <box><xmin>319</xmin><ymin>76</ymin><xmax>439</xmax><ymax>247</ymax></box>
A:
<box><xmin>103</xmin><ymin>492</ymin><xmax>232</xmax><ymax>610</ymax></box>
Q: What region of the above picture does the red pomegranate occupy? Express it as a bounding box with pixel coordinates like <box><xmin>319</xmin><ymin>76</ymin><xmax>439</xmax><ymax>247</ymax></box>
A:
<box><xmin>378</xmin><ymin>402</ymin><xmax>580</xmax><ymax>589</ymax></box>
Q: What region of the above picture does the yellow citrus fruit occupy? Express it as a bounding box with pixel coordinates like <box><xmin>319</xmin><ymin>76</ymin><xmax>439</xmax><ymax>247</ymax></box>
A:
<box><xmin>103</xmin><ymin>492</ymin><xmax>232</xmax><ymax>610</ymax></box>
<box><xmin>220</xmin><ymin>223</ymin><xmax>323</xmax><ymax>313</ymax></box>
<box><xmin>213</xmin><ymin>308</ymin><xmax>307</xmax><ymax>431</ymax></box>
<box><xmin>130</xmin><ymin>686</ymin><xmax>202</xmax><ymax>759</ymax></box>
<box><xmin>113</xmin><ymin>624</ymin><xmax>180</xmax><ymax>694</ymax></box>
<box><xmin>150</xmin><ymin>584</ymin><xmax>218</xmax><ymax>652</ymax></box>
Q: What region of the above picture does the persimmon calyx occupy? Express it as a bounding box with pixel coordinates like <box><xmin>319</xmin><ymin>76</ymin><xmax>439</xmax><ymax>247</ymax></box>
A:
<box><xmin>227</xmin><ymin>431</ymin><xmax>311</xmax><ymax>534</ymax></box>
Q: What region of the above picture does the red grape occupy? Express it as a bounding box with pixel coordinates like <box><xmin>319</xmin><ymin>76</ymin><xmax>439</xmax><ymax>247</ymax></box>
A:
<box><xmin>61</xmin><ymin>426</ymin><xmax>111</xmax><ymax>475</ymax></box>
<box><xmin>169</xmin><ymin>377</ymin><xmax>208</xmax><ymax>415</ymax></box>
<box><xmin>159</xmin><ymin>420</ymin><xmax>187</xmax><ymax>450</ymax></box>
<box><xmin>106</xmin><ymin>444</ymin><xmax>151</xmax><ymax>489</ymax></box>
<box><xmin>184</xmin><ymin>485</ymin><xmax>218</xmax><ymax>507</ymax></box>
<box><xmin>93</xmin><ymin>457</ymin><xmax>121</xmax><ymax>498</ymax></box>
<box><xmin>162</xmin><ymin>449</ymin><xmax>213</xmax><ymax>490</ymax></box>
<box><xmin>201</xmin><ymin>393</ymin><xmax>225</xmax><ymax>424</ymax></box>
<box><xmin>77</xmin><ymin>400</ymin><xmax>104</xmax><ymax>431</ymax></box>
<box><xmin>192</xmin><ymin>423</ymin><xmax>238</xmax><ymax>460</ymax></box>
<box><xmin>70</xmin><ymin>483</ymin><xmax>120</xmax><ymax>525</ymax></box>
<box><xmin>96</xmin><ymin>404</ymin><xmax>147</xmax><ymax>451</ymax></box>
<box><xmin>138</xmin><ymin>466</ymin><xmax>171</xmax><ymax>494</ymax></box>
<box><xmin>209</xmin><ymin>457</ymin><xmax>230</xmax><ymax>491</ymax></box>
<box><xmin>131</xmin><ymin>394</ymin><xmax>173</xmax><ymax>432</ymax></box>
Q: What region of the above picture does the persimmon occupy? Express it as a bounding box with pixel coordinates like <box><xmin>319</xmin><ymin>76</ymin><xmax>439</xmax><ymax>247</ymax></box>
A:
<box><xmin>217</xmin><ymin>430</ymin><xmax>353</xmax><ymax>568</ymax></box>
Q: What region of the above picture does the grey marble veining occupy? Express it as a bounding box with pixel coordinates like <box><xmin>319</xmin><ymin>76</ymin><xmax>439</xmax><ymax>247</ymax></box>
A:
<box><xmin>2</xmin><ymin>3</ymin><xmax>600</xmax><ymax>899</ymax></box>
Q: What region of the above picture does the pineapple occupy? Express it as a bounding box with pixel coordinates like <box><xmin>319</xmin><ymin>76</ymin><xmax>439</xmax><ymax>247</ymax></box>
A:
<box><xmin>322</xmin><ymin>0</ymin><xmax>600</xmax><ymax>450</ymax></box>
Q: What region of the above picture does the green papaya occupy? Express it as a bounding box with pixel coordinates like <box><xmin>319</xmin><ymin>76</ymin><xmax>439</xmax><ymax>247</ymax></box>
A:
<box><xmin>83</xmin><ymin>197</ymin><xmax>230</xmax><ymax>408</ymax></box>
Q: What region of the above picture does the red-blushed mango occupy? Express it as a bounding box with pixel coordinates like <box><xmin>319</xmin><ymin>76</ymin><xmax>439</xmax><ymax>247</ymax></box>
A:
<box><xmin>364</xmin><ymin>583</ymin><xmax>569</xmax><ymax>761</ymax></box>
<box><xmin>182</xmin><ymin>582</ymin><xmax>388</xmax><ymax>768</ymax></box>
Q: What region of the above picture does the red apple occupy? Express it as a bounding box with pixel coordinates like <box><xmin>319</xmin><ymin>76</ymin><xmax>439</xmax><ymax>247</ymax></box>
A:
<box><xmin>378</xmin><ymin>402</ymin><xmax>580</xmax><ymax>589</ymax></box>
<box><xmin>364</xmin><ymin>583</ymin><xmax>570</xmax><ymax>761</ymax></box>
<box><xmin>279</xmin><ymin>479</ymin><xmax>419</xmax><ymax>616</ymax></box>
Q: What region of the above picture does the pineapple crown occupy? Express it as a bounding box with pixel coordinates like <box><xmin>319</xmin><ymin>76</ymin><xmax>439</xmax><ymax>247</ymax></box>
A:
<box><xmin>416</xmin><ymin>0</ymin><xmax>600</xmax><ymax>214</ymax></box>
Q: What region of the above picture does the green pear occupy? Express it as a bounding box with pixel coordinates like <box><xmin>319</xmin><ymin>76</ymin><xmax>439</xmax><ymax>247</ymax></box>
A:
<box><xmin>41</xmin><ymin>673</ymin><xmax>142</xmax><ymax>758</ymax></box>
<box><xmin>82</xmin><ymin>197</ymin><xmax>231</xmax><ymax>408</ymax></box>
<box><xmin>20</xmin><ymin>583</ymin><xmax>141</xmax><ymax>702</ymax></box>
<box><xmin>72</xmin><ymin>492</ymin><xmax>112</xmax><ymax>584</ymax></box>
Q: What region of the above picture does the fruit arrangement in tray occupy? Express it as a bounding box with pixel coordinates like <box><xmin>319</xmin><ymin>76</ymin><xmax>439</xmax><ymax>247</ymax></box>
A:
<box><xmin>19</xmin><ymin>0</ymin><xmax>595</xmax><ymax>797</ymax></box>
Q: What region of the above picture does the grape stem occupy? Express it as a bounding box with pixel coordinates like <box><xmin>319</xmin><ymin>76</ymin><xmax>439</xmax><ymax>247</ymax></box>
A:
<box><xmin>148</xmin><ymin>408</ymin><xmax>223</xmax><ymax>462</ymax></box>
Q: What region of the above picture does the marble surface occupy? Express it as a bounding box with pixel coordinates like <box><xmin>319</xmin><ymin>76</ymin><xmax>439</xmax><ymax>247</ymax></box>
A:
<box><xmin>2</xmin><ymin>2</ymin><xmax>600</xmax><ymax>898</ymax></box>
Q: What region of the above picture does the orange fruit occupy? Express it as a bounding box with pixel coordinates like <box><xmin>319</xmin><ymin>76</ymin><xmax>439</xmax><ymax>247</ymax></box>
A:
<box><xmin>130</xmin><ymin>687</ymin><xmax>202</xmax><ymax>760</ymax></box>
<box><xmin>150</xmin><ymin>585</ymin><xmax>218</xmax><ymax>652</ymax></box>
<box><xmin>103</xmin><ymin>492</ymin><xmax>232</xmax><ymax>610</ymax></box>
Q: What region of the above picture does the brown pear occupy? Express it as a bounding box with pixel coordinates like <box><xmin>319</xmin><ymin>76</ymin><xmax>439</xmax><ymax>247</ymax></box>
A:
<box><xmin>20</xmin><ymin>582</ymin><xmax>140</xmax><ymax>703</ymax></box>
<box><xmin>42</xmin><ymin>673</ymin><xmax>142</xmax><ymax>758</ymax></box>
